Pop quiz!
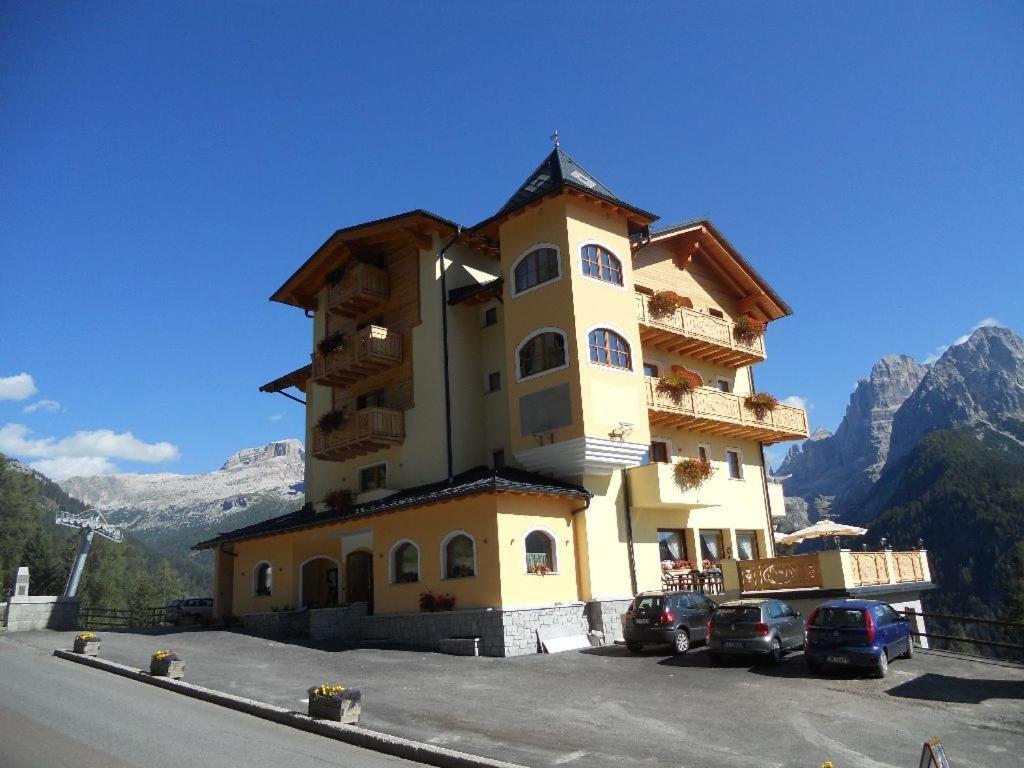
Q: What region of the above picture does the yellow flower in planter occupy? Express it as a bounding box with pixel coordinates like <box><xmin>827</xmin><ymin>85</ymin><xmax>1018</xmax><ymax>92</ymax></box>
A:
<box><xmin>152</xmin><ymin>649</ymin><xmax>179</xmax><ymax>662</ymax></box>
<box><xmin>76</xmin><ymin>631</ymin><xmax>98</xmax><ymax>642</ymax></box>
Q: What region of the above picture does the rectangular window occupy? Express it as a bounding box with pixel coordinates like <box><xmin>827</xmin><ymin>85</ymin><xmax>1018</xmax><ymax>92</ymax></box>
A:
<box><xmin>643</xmin><ymin>362</ymin><xmax>660</xmax><ymax>378</ymax></box>
<box><xmin>708</xmin><ymin>308</ymin><xmax>724</xmax><ymax>319</ymax></box>
<box><xmin>700</xmin><ymin>530</ymin><xmax>724</xmax><ymax>563</ymax></box>
<box><xmin>736</xmin><ymin>531</ymin><xmax>759</xmax><ymax>560</ymax></box>
<box><xmin>483</xmin><ymin>306</ymin><xmax>498</xmax><ymax>327</ymax></box>
<box><xmin>697</xmin><ymin>444</ymin><xmax>709</xmax><ymax>462</ymax></box>
<box><xmin>492</xmin><ymin>449</ymin><xmax>505</xmax><ymax>469</ymax></box>
<box><xmin>358</xmin><ymin>463</ymin><xmax>387</xmax><ymax>492</ymax></box>
<box><xmin>726</xmin><ymin>449</ymin><xmax>743</xmax><ymax>479</ymax></box>
<box><xmin>649</xmin><ymin>440</ymin><xmax>670</xmax><ymax>463</ymax></box>
<box><xmin>357</xmin><ymin>390</ymin><xmax>386</xmax><ymax>409</ymax></box>
<box><xmin>486</xmin><ymin>371</ymin><xmax>501</xmax><ymax>393</ymax></box>
<box><xmin>658</xmin><ymin>529</ymin><xmax>688</xmax><ymax>563</ymax></box>
<box><xmin>716</xmin><ymin>378</ymin><xmax>731</xmax><ymax>393</ymax></box>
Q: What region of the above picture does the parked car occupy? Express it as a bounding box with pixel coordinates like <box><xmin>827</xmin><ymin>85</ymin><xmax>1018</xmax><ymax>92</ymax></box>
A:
<box><xmin>804</xmin><ymin>599</ymin><xmax>913</xmax><ymax>678</ymax></box>
<box><xmin>175</xmin><ymin>596</ymin><xmax>214</xmax><ymax>626</ymax></box>
<box><xmin>622</xmin><ymin>590</ymin><xmax>717</xmax><ymax>655</ymax></box>
<box><xmin>163</xmin><ymin>598</ymin><xmax>184</xmax><ymax>624</ymax></box>
<box><xmin>707</xmin><ymin>598</ymin><xmax>804</xmax><ymax>664</ymax></box>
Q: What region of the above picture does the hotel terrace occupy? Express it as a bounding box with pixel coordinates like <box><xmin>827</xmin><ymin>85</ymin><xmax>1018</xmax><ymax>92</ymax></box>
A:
<box><xmin>195</xmin><ymin>147</ymin><xmax>932</xmax><ymax>655</ymax></box>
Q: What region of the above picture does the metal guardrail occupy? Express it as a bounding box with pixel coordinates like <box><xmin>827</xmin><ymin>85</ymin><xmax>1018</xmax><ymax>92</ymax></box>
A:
<box><xmin>901</xmin><ymin>608</ymin><xmax>1024</xmax><ymax>654</ymax></box>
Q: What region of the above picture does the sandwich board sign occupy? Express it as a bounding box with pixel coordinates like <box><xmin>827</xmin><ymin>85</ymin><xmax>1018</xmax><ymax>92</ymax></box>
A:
<box><xmin>919</xmin><ymin>738</ymin><xmax>950</xmax><ymax>768</ymax></box>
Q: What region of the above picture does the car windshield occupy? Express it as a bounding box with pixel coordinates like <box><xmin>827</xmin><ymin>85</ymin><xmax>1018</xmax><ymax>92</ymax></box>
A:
<box><xmin>813</xmin><ymin>608</ymin><xmax>866</xmax><ymax>627</ymax></box>
<box><xmin>631</xmin><ymin>596</ymin><xmax>664</xmax><ymax>611</ymax></box>
<box><xmin>714</xmin><ymin>606</ymin><xmax>761</xmax><ymax>622</ymax></box>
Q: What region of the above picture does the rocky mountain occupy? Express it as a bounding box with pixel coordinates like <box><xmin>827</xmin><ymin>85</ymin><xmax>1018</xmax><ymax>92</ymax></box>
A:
<box><xmin>776</xmin><ymin>353</ymin><xmax>928</xmax><ymax>516</ymax></box>
<box><xmin>60</xmin><ymin>439</ymin><xmax>305</xmax><ymax>533</ymax></box>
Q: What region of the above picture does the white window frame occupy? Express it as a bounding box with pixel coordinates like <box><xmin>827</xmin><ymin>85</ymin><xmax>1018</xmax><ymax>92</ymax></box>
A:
<box><xmin>514</xmin><ymin>327</ymin><xmax>570</xmax><ymax>382</ymax></box>
<box><xmin>648</xmin><ymin>436</ymin><xmax>675</xmax><ymax>464</ymax></box>
<box><xmin>252</xmin><ymin>560</ymin><xmax>273</xmax><ymax>597</ymax></box>
<box><xmin>642</xmin><ymin>359</ymin><xmax>665</xmax><ymax>378</ymax></box>
<box><xmin>388</xmin><ymin>539</ymin><xmax>421</xmax><ymax>584</ymax></box>
<box><xmin>583</xmin><ymin>322</ymin><xmax>637</xmax><ymax>375</ymax></box>
<box><xmin>357</xmin><ymin>460</ymin><xmax>389</xmax><ymax>493</ymax></box>
<box><xmin>522</xmin><ymin>526</ymin><xmax>560</xmax><ymax>575</ymax></box>
<box><xmin>725</xmin><ymin>447</ymin><xmax>744</xmax><ymax>481</ymax></box>
<box><xmin>716</xmin><ymin>377</ymin><xmax>732</xmax><ymax>393</ymax></box>
<box><xmin>440</xmin><ymin>529</ymin><xmax>478</xmax><ymax>580</ymax></box>
<box><xmin>509</xmin><ymin>243</ymin><xmax>563</xmax><ymax>298</ymax></box>
<box><xmin>578</xmin><ymin>240</ymin><xmax>628</xmax><ymax>291</ymax></box>
<box><xmin>696</xmin><ymin>441</ymin><xmax>711</xmax><ymax>463</ymax></box>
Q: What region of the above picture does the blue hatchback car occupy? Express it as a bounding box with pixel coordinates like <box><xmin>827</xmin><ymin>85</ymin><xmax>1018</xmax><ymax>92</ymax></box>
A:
<box><xmin>804</xmin><ymin>599</ymin><xmax>914</xmax><ymax>678</ymax></box>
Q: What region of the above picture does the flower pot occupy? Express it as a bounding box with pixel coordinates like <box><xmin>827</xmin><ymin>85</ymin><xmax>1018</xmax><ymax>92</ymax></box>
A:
<box><xmin>308</xmin><ymin>697</ymin><xmax>361</xmax><ymax>724</ymax></box>
<box><xmin>150</xmin><ymin>658</ymin><xmax>185</xmax><ymax>679</ymax></box>
<box><xmin>73</xmin><ymin>639</ymin><xmax>100</xmax><ymax>657</ymax></box>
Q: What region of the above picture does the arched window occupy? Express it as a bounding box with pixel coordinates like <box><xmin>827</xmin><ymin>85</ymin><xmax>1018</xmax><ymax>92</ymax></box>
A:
<box><xmin>512</xmin><ymin>247</ymin><xmax>560</xmax><ymax>295</ymax></box>
<box><xmin>517</xmin><ymin>330</ymin><xmax>567</xmax><ymax>380</ymax></box>
<box><xmin>391</xmin><ymin>540</ymin><xmax>420</xmax><ymax>583</ymax></box>
<box><xmin>442</xmin><ymin>532</ymin><xmax>476</xmax><ymax>579</ymax></box>
<box><xmin>581</xmin><ymin>244</ymin><xmax>623</xmax><ymax>286</ymax></box>
<box><xmin>588</xmin><ymin>328</ymin><xmax>632</xmax><ymax>370</ymax></box>
<box><xmin>254</xmin><ymin>562</ymin><xmax>272</xmax><ymax>596</ymax></box>
<box><xmin>525</xmin><ymin>529</ymin><xmax>557</xmax><ymax>574</ymax></box>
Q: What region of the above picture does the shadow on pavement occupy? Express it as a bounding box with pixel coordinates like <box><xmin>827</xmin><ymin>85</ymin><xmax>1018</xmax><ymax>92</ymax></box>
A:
<box><xmin>885</xmin><ymin>673</ymin><xmax>1024</xmax><ymax>704</ymax></box>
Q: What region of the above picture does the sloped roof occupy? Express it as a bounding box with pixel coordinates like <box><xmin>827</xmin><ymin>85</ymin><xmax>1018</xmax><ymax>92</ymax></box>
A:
<box><xmin>192</xmin><ymin>465</ymin><xmax>590</xmax><ymax>550</ymax></box>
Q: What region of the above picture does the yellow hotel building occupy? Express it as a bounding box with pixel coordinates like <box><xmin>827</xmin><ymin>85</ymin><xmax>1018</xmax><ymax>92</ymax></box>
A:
<box><xmin>195</xmin><ymin>147</ymin><xmax>813</xmax><ymax>655</ymax></box>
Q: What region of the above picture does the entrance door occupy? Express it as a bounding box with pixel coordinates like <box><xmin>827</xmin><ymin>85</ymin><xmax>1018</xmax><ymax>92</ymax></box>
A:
<box><xmin>346</xmin><ymin>550</ymin><xmax>373</xmax><ymax>609</ymax></box>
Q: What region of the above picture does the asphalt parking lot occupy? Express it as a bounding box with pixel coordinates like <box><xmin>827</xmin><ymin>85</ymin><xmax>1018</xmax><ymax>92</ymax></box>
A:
<box><xmin>7</xmin><ymin>628</ymin><xmax>1023</xmax><ymax>768</ymax></box>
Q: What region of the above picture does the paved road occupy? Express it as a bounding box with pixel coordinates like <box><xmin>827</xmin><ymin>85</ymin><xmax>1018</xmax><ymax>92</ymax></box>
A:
<box><xmin>0</xmin><ymin>639</ymin><xmax>425</xmax><ymax>768</ymax></box>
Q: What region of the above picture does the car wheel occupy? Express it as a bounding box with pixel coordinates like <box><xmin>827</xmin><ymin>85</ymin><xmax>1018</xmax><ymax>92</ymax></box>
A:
<box><xmin>767</xmin><ymin>637</ymin><xmax>783</xmax><ymax>665</ymax></box>
<box><xmin>626</xmin><ymin>642</ymin><xmax>643</xmax><ymax>654</ymax></box>
<box><xmin>806</xmin><ymin>657</ymin><xmax>822</xmax><ymax>675</ymax></box>
<box><xmin>671</xmin><ymin>629</ymin><xmax>690</xmax><ymax>655</ymax></box>
<box><xmin>902</xmin><ymin>637</ymin><xmax>914</xmax><ymax>660</ymax></box>
<box><xmin>873</xmin><ymin>649</ymin><xmax>889</xmax><ymax>678</ymax></box>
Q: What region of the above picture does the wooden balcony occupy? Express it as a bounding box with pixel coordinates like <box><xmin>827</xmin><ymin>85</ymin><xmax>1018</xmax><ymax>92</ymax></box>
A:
<box><xmin>731</xmin><ymin>549</ymin><xmax>931</xmax><ymax>594</ymax></box>
<box><xmin>312</xmin><ymin>326</ymin><xmax>402</xmax><ymax>387</ymax></box>
<box><xmin>312</xmin><ymin>407</ymin><xmax>404</xmax><ymax>461</ymax></box>
<box><xmin>635</xmin><ymin>292</ymin><xmax>766</xmax><ymax>367</ymax></box>
<box><xmin>645</xmin><ymin>378</ymin><xmax>809</xmax><ymax>443</ymax></box>
<box><xmin>325</xmin><ymin>262</ymin><xmax>389</xmax><ymax>317</ymax></box>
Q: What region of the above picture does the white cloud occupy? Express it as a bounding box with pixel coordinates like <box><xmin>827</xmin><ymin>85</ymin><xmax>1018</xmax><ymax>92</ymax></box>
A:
<box><xmin>29</xmin><ymin>456</ymin><xmax>119</xmax><ymax>481</ymax></box>
<box><xmin>22</xmin><ymin>399</ymin><xmax>62</xmax><ymax>414</ymax></box>
<box><xmin>780</xmin><ymin>395</ymin><xmax>809</xmax><ymax>410</ymax></box>
<box><xmin>0</xmin><ymin>373</ymin><xmax>38</xmax><ymax>401</ymax></box>
<box><xmin>268</xmin><ymin>413</ymin><xmax>284</xmax><ymax>422</ymax></box>
<box><xmin>923</xmin><ymin>317</ymin><xmax>1001</xmax><ymax>364</ymax></box>
<box><xmin>0</xmin><ymin>423</ymin><xmax>180</xmax><ymax>467</ymax></box>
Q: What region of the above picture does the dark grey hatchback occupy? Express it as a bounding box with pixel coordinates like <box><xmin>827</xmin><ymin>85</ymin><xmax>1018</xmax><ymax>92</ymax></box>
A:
<box><xmin>707</xmin><ymin>598</ymin><xmax>805</xmax><ymax>663</ymax></box>
<box><xmin>622</xmin><ymin>591</ymin><xmax>717</xmax><ymax>655</ymax></box>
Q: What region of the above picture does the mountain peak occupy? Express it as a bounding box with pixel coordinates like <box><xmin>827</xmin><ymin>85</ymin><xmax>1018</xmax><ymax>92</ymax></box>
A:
<box><xmin>221</xmin><ymin>439</ymin><xmax>304</xmax><ymax>471</ymax></box>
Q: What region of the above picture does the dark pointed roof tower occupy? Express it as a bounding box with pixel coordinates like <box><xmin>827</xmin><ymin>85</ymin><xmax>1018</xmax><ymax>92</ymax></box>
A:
<box><xmin>475</xmin><ymin>147</ymin><xmax>658</xmax><ymax>234</ymax></box>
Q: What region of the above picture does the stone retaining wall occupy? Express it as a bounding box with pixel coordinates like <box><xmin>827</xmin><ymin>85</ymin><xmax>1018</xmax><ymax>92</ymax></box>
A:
<box><xmin>585</xmin><ymin>599</ymin><xmax>632</xmax><ymax>643</ymax></box>
<box><xmin>243</xmin><ymin>608</ymin><xmax>309</xmax><ymax>638</ymax></box>
<box><xmin>309</xmin><ymin>602</ymin><xmax>367</xmax><ymax>641</ymax></box>
<box><xmin>3</xmin><ymin>596</ymin><xmax>80</xmax><ymax>632</ymax></box>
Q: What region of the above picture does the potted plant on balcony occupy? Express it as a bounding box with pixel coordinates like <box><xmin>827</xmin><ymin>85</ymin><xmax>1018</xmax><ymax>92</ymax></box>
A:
<box><xmin>324</xmin><ymin>488</ymin><xmax>353</xmax><ymax>513</ymax></box>
<box><xmin>307</xmin><ymin>683</ymin><xmax>361</xmax><ymax>723</ymax></box>
<box><xmin>73</xmin><ymin>631</ymin><xmax>100</xmax><ymax>656</ymax></box>
<box><xmin>647</xmin><ymin>290</ymin><xmax>687</xmax><ymax>320</ymax></box>
<box><xmin>734</xmin><ymin>314</ymin><xmax>767</xmax><ymax>345</ymax></box>
<box><xmin>527</xmin><ymin>562</ymin><xmax>551</xmax><ymax>576</ymax></box>
<box><xmin>674</xmin><ymin>457</ymin><xmax>714</xmax><ymax>490</ymax></box>
<box><xmin>744</xmin><ymin>392</ymin><xmax>779</xmax><ymax>420</ymax></box>
<box><xmin>150</xmin><ymin>650</ymin><xmax>184</xmax><ymax>679</ymax></box>
<box><xmin>671</xmin><ymin>559</ymin><xmax>691</xmax><ymax>572</ymax></box>
<box><xmin>316</xmin><ymin>409</ymin><xmax>347</xmax><ymax>434</ymax></box>
<box><xmin>655</xmin><ymin>369</ymin><xmax>702</xmax><ymax>404</ymax></box>
<box><xmin>317</xmin><ymin>331</ymin><xmax>345</xmax><ymax>356</ymax></box>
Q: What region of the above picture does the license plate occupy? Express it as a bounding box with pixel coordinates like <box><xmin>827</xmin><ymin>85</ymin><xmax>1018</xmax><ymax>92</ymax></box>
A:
<box><xmin>827</xmin><ymin>655</ymin><xmax>850</xmax><ymax>664</ymax></box>
<box><xmin>724</xmin><ymin>641</ymin><xmax>741</xmax><ymax>648</ymax></box>
<box><xmin>634</xmin><ymin>618</ymin><xmax>650</xmax><ymax>625</ymax></box>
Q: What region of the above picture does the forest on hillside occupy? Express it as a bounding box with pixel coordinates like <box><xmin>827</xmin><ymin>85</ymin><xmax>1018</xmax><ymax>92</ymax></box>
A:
<box><xmin>0</xmin><ymin>455</ymin><xmax>205</xmax><ymax>610</ymax></box>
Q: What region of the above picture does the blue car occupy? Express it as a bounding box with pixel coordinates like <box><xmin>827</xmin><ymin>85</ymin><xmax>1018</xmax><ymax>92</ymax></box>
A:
<box><xmin>804</xmin><ymin>599</ymin><xmax>914</xmax><ymax>678</ymax></box>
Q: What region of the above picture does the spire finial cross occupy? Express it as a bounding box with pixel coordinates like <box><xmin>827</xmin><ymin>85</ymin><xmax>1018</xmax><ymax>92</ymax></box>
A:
<box><xmin>549</xmin><ymin>129</ymin><xmax>560</xmax><ymax>148</ymax></box>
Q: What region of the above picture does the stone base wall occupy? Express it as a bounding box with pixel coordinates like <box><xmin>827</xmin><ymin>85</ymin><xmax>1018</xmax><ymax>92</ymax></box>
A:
<box><xmin>355</xmin><ymin>607</ymin><xmax>507</xmax><ymax>655</ymax></box>
<box><xmin>586</xmin><ymin>599</ymin><xmax>632</xmax><ymax>643</ymax></box>
<box><xmin>500</xmin><ymin>603</ymin><xmax>589</xmax><ymax>656</ymax></box>
<box><xmin>4</xmin><ymin>596</ymin><xmax>79</xmax><ymax>632</ymax></box>
<box><xmin>243</xmin><ymin>608</ymin><xmax>310</xmax><ymax>638</ymax></box>
<box><xmin>310</xmin><ymin>602</ymin><xmax>367</xmax><ymax>641</ymax></box>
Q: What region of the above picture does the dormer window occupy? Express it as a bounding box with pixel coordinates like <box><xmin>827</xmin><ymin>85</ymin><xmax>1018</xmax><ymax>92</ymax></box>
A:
<box><xmin>511</xmin><ymin>246</ymin><xmax>561</xmax><ymax>296</ymax></box>
<box><xmin>581</xmin><ymin>244</ymin><xmax>623</xmax><ymax>286</ymax></box>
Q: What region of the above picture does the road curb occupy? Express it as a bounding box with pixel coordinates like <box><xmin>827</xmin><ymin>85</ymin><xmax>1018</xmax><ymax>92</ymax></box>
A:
<box><xmin>53</xmin><ymin>649</ymin><xmax>527</xmax><ymax>768</ymax></box>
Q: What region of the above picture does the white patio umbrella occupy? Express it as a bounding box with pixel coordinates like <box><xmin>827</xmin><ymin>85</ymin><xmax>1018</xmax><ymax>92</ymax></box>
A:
<box><xmin>777</xmin><ymin>519</ymin><xmax>867</xmax><ymax>547</ymax></box>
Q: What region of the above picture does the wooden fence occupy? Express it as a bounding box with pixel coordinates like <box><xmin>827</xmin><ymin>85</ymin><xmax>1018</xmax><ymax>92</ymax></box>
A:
<box><xmin>78</xmin><ymin>606</ymin><xmax>166</xmax><ymax>630</ymax></box>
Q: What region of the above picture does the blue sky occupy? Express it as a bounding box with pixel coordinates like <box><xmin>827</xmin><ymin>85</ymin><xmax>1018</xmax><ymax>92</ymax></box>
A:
<box><xmin>2</xmin><ymin>2</ymin><xmax>1022</xmax><ymax>478</ymax></box>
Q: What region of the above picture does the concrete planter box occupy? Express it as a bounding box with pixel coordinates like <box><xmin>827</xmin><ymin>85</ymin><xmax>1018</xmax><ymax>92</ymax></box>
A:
<box><xmin>150</xmin><ymin>658</ymin><xmax>185</xmax><ymax>679</ymax></box>
<box><xmin>73</xmin><ymin>639</ymin><xmax>100</xmax><ymax>656</ymax></box>
<box><xmin>308</xmin><ymin>696</ymin><xmax>361</xmax><ymax>724</ymax></box>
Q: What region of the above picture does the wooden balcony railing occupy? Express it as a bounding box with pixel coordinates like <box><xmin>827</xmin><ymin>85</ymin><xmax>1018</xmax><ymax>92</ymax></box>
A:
<box><xmin>645</xmin><ymin>378</ymin><xmax>809</xmax><ymax>443</ymax></box>
<box><xmin>312</xmin><ymin>325</ymin><xmax>402</xmax><ymax>387</ymax></box>
<box><xmin>732</xmin><ymin>549</ymin><xmax>931</xmax><ymax>594</ymax></box>
<box><xmin>635</xmin><ymin>292</ymin><xmax>766</xmax><ymax>367</ymax></box>
<box><xmin>326</xmin><ymin>262</ymin><xmax>389</xmax><ymax>317</ymax></box>
<box><xmin>312</xmin><ymin>407</ymin><xmax>404</xmax><ymax>461</ymax></box>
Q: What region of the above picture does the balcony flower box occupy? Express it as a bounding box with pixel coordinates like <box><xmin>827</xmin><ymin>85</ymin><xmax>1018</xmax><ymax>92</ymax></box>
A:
<box><xmin>317</xmin><ymin>331</ymin><xmax>345</xmax><ymax>356</ymax></box>
<box><xmin>647</xmin><ymin>290</ymin><xmax>688</xmax><ymax>320</ymax></box>
<box><xmin>73</xmin><ymin>632</ymin><xmax>100</xmax><ymax>656</ymax></box>
<box><xmin>307</xmin><ymin>684</ymin><xmax>361</xmax><ymax>724</ymax></box>
<box><xmin>655</xmin><ymin>369</ymin><xmax>702</xmax><ymax>404</ymax></box>
<box><xmin>674</xmin><ymin>458</ymin><xmax>713</xmax><ymax>490</ymax></box>
<box><xmin>316</xmin><ymin>409</ymin><xmax>347</xmax><ymax>434</ymax></box>
<box><xmin>735</xmin><ymin>315</ymin><xmax>767</xmax><ymax>345</ymax></box>
<box><xmin>744</xmin><ymin>392</ymin><xmax>779</xmax><ymax>420</ymax></box>
<box><xmin>150</xmin><ymin>650</ymin><xmax>184</xmax><ymax>679</ymax></box>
